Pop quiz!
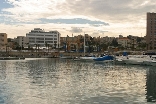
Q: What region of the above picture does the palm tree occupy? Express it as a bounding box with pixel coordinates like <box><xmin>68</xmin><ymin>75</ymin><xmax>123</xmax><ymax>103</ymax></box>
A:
<box><xmin>54</xmin><ymin>41</ymin><xmax>57</xmax><ymax>49</ymax></box>
<box><xmin>25</xmin><ymin>43</ymin><xmax>30</xmax><ymax>50</ymax></box>
<box><xmin>45</xmin><ymin>42</ymin><xmax>48</xmax><ymax>52</ymax></box>
<box><xmin>47</xmin><ymin>43</ymin><xmax>50</xmax><ymax>53</ymax></box>
<box><xmin>34</xmin><ymin>44</ymin><xmax>40</xmax><ymax>57</ymax></box>
<box><xmin>5</xmin><ymin>43</ymin><xmax>9</xmax><ymax>56</ymax></box>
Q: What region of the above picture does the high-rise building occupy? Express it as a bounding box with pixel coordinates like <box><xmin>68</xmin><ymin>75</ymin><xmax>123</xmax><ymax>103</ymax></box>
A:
<box><xmin>0</xmin><ymin>33</ymin><xmax>7</xmax><ymax>50</ymax></box>
<box><xmin>26</xmin><ymin>28</ymin><xmax>61</xmax><ymax>48</ymax></box>
<box><xmin>146</xmin><ymin>12</ymin><xmax>156</xmax><ymax>50</ymax></box>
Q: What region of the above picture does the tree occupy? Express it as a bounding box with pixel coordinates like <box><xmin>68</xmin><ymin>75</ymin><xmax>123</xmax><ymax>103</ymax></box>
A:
<box><xmin>54</xmin><ymin>41</ymin><xmax>57</xmax><ymax>49</ymax></box>
<box><xmin>13</xmin><ymin>42</ymin><xmax>19</xmax><ymax>50</ymax></box>
<box><xmin>136</xmin><ymin>37</ymin><xmax>141</xmax><ymax>43</ymax></box>
<box><xmin>45</xmin><ymin>42</ymin><xmax>48</xmax><ymax>52</ymax></box>
<box><xmin>140</xmin><ymin>43</ymin><xmax>147</xmax><ymax>50</ymax></box>
<box><xmin>47</xmin><ymin>44</ymin><xmax>50</xmax><ymax>52</ymax></box>
<box><xmin>110</xmin><ymin>39</ymin><xmax>118</xmax><ymax>47</ymax></box>
<box><xmin>100</xmin><ymin>42</ymin><xmax>109</xmax><ymax>51</ymax></box>
<box><xmin>25</xmin><ymin>43</ymin><xmax>30</xmax><ymax>50</ymax></box>
<box><xmin>5</xmin><ymin>43</ymin><xmax>9</xmax><ymax>55</ymax></box>
<box><xmin>87</xmin><ymin>41</ymin><xmax>94</xmax><ymax>52</ymax></box>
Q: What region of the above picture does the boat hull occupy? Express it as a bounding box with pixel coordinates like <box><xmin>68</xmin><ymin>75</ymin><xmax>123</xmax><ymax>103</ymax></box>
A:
<box><xmin>94</xmin><ymin>55</ymin><xmax>114</xmax><ymax>61</ymax></box>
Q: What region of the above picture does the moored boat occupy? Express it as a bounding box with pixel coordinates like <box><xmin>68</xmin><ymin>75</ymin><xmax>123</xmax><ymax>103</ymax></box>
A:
<box><xmin>123</xmin><ymin>55</ymin><xmax>150</xmax><ymax>65</ymax></box>
<box><xmin>115</xmin><ymin>56</ymin><xmax>128</xmax><ymax>64</ymax></box>
<box><xmin>93</xmin><ymin>55</ymin><xmax>114</xmax><ymax>62</ymax></box>
<box><xmin>142</xmin><ymin>55</ymin><xmax>156</xmax><ymax>66</ymax></box>
<box><xmin>79</xmin><ymin>56</ymin><xmax>96</xmax><ymax>61</ymax></box>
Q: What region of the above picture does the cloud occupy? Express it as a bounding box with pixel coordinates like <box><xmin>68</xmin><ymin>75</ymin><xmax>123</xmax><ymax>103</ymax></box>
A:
<box><xmin>2</xmin><ymin>0</ymin><xmax>155</xmax><ymax>23</ymax></box>
<box><xmin>39</xmin><ymin>18</ymin><xmax>109</xmax><ymax>25</ymax></box>
<box><xmin>69</xmin><ymin>27</ymin><xmax>83</xmax><ymax>33</ymax></box>
<box><xmin>0</xmin><ymin>0</ymin><xmax>155</xmax><ymax>38</ymax></box>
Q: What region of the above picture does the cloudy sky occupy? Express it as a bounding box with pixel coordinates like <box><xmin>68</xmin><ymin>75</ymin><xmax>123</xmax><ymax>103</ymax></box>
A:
<box><xmin>0</xmin><ymin>0</ymin><xmax>155</xmax><ymax>38</ymax></box>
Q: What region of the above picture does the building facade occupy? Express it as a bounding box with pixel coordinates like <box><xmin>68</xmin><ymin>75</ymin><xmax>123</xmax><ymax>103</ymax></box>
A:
<box><xmin>14</xmin><ymin>36</ymin><xmax>29</xmax><ymax>48</ymax></box>
<box><xmin>146</xmin><ymin>12</ymin><xmax>156</xmax><ymax>50</ymax></box>
<box><xmin>117</xmin><ymin>37</ymin><xmax>131</xmax><ymax>48</ymax></box>
<box><xmin>26</xmin><ymin>28</ymin><xmax>61</xmax><ymax>48</ymax></box>
<box><xmin>0</xmin><ymin>33</ymin><xmax>7</xmax><ymax>50</ymax></box>
<box><xmin>100</xmin><ymin>36</ymin><xmax>115</xmax><ymax>44</ymax></box>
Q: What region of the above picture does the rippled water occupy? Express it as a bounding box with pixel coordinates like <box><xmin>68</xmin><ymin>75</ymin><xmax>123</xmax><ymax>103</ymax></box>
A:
<box><xmin>0</xmin><ymin>58</ymin><xmax>155</xmax><ymax>104</ymax></box>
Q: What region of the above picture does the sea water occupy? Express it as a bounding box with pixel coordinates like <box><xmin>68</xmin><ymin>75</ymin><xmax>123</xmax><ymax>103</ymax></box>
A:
<box><xmin>0</xmin><ymin>58</ymin><xmax>155</xmax><ymax>104</ymax></box>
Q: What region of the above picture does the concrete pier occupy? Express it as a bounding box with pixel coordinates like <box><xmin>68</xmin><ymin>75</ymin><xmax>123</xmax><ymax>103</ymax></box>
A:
<box><xmin>0</xmin><ymin>57</ymin><xmax>25</xmax><ymax>60</ymax></box>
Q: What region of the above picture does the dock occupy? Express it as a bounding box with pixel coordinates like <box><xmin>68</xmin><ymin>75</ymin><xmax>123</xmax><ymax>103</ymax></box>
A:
<box><xmin>0</xmin><ymin>57</ymin><xmax>25</xmax><ymax>60</ymax></box>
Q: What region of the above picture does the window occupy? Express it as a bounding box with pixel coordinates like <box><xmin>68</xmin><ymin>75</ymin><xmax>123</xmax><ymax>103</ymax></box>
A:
<box><xmin>29</xmin><ymin>41</ymin><xmax>35</xmax><ymax>43</ymax></box>
<box><xmin>46</xmin><ymin>41</ymin><xmax>53</xmax><ymax>43</ymax></box>
<box><xmin>45</xmin><ymin>35</ymin><xmax>53</xmax><ymax>36</ymax></box>
<box><xmin>37</xmin><ymin>41</ymin><xmax>44</xmax><ymax>43</ymax></box>
<box><xmin>36</xmin><ymin>38</ymin><xmax>44</xmax><ymax>40</ymax></box>
<box><xmin>45</xmin><ymin>38</ymin><xmax>53</xmax><ymax>40</ymax></box>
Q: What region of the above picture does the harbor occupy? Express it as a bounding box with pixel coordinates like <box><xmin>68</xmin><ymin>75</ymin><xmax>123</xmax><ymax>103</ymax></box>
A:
<box><xmin>0</xmin><ymin>57</ymin><xmax>155</xmax><ymax>103</ymax></box>
<box><xmin>1</xmin><ymin>0</ymin><xmax>156</xmax><ymax>103</ymax></box>
<box><xmin>1</xmin><ymin>50</ymin><xmax>156</xmax><ymax>66</ymax></box>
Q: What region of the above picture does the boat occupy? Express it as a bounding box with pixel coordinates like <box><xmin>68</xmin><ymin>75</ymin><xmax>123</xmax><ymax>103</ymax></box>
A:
<box><xmin>76</xmin><ymin>33</ymin><xmax>97</xmax><ymax>61</ymax></box>
<box><xmin>142</xmin><ymin>55</ymin><xmax>156</xmax><ymax>66</ymax></box>
<box><xmin>79</xmin><ymin>56</ymin><xmax>96</xmax><ymax>61</ymax></box>
<box><xmin>115</xmin><ymin>56</ymin><xmax>128</xmax><ymax>64</ymax></box>
<box><xmin>123</xmin><ymin>55</ymin><xmax>150</xmax><ymax>65</ymax></box>
<box><xmin>93</xmin><ymin>55</ymin><xmax>114</xmax><ymax>62</ymax></box>
<box><xmin>60</xmin><ymin>56</ymin><xmax>73</xmax><ymax>59</ymax></box>
<box><xmin>150</xmin><ymin>60</ymin><xmax>156</xmax><ymax>66</ymax></box>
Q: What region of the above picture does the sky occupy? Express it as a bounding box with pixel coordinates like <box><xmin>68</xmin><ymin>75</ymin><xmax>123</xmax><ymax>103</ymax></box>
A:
<box><xmin>0</xmin><ymin>0</ymin><xmax>155</xmax><ymax>38</ymax></box>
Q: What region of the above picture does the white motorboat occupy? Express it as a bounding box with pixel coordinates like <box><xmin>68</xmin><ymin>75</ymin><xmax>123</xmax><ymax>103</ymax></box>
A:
<box><xmin>142</xmin><ymin>55</ymin><xmax>156</xmax><ymax>66</ymax></box>
<box><xmin>150</xmin><ymin>60</ymin><xmax>156</xmax><ymax>66</ymax></box>
<box><xmin>79</xmin><ymin>56</ymin><xmax>96</xmax><ymax>61</ymax></box>
<box><xmin>115</xmin><ymin>56</ymin><xmax>128</xmax><ymax>64</ymax></box>
<box><xmin>123</xmin><ymin>55</ymin><xmax>149</xmax><ymax>65</ymax></box>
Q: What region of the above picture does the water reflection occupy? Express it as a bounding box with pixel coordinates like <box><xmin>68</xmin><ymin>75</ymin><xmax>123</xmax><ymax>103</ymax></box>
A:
<box><xmin>0</xmin><ymin>58</ymin><xmax>152</xmax><ymax>103</ymax></box>
<box><xmin>145</xmin><ymin>66</ymin><xmax>156</xmax><ymax>102</ymax></box>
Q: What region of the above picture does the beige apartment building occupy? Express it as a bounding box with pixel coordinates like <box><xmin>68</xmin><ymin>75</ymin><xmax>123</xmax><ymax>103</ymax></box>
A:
<box><xmin>146</xmin><ymin>12</ymin><xmax>156</xmax><ymax>50</ymax></box>
<box><xmin>0</xmin><ymin>33</ymin><xmax>7</xmax><ymax>50</ymax></box>
<box><xmin>117</xmin><ymin>37</ymin><xmax>131</xmax><ymax>48</ymax></box>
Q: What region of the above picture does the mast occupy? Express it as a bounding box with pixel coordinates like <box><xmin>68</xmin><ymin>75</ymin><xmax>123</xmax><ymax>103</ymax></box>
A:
<box><xmin>84</xmin><ymin>33</ymin><xmax>85</xmax><ymax>56</ymax></box>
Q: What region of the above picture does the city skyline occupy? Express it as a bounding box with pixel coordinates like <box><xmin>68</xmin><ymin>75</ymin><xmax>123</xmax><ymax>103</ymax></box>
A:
<box><xmin>0</xmin><ymin>0</ymin><xmax>155</xmax><ymax>38</ymax></box>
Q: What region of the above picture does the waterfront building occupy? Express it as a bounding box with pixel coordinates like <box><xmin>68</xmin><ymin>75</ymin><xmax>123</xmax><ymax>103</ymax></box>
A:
<box><xmin>60</xmin><ymin>36</ymin><xmax>77</xmax><ymax>51</ymax></box>
<box><xmin>117</xmin><ymin>37</ymin><xmax>131</xmax><ymax>48</ymax></box>
<box><xmin>14</xmin><ymin>36</ymin><xmax>29</xmax><ymax>48</ymax></box>
<box><xmin>60</xmin><ymin>34</ymin><xmax>89</xmax><ymax>52</ymax></box>
<box><xmin>100</xmin><ymin>36</ymin><xmax>115</xmax><ymax>44</ymax></box>
<box><xmin>0</xmin><ymin>33</ymin><xmax>7</xmax><ymax>50</ymax></box>
<box><xmin>146</xmin><ymin>12</ymin><xmax>156</xmax><ymax>50</ymax></box>
<box><xmin>26</xmin><ymin>28</ymin><xmax>61</xmax><ymax>48</ymax></box>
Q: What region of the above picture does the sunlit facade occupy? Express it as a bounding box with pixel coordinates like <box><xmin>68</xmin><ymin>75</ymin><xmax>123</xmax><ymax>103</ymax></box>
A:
<box><xmin>14</xmin><ymin>36</ymin><xmax>29</xmax><ymax>48</ymax></box>
<box><xmin>0</xmin><ymin>33</ymin><xmax>7</xmax><ymax>50</ymax></box>
<box><xmin>118</xmin><ymin>37</ymin><xmax>131</xmax><ymax>48</ymax></box>
<box><xmin>26</xmin><ymin>28</ymin><xmax>61</xmax><ymax>48</ymax></box>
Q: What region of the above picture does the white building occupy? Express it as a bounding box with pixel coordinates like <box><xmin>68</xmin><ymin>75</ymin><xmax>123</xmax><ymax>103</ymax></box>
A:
<box><xmin>14</xmin><ymin>36</ymin><xmax>29</xmax><ymax>48</ymax></box>
<box><xmin>26</xmin><ymin>28</ymin><xmax>61</xmax><ymax>48</ymax></box>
